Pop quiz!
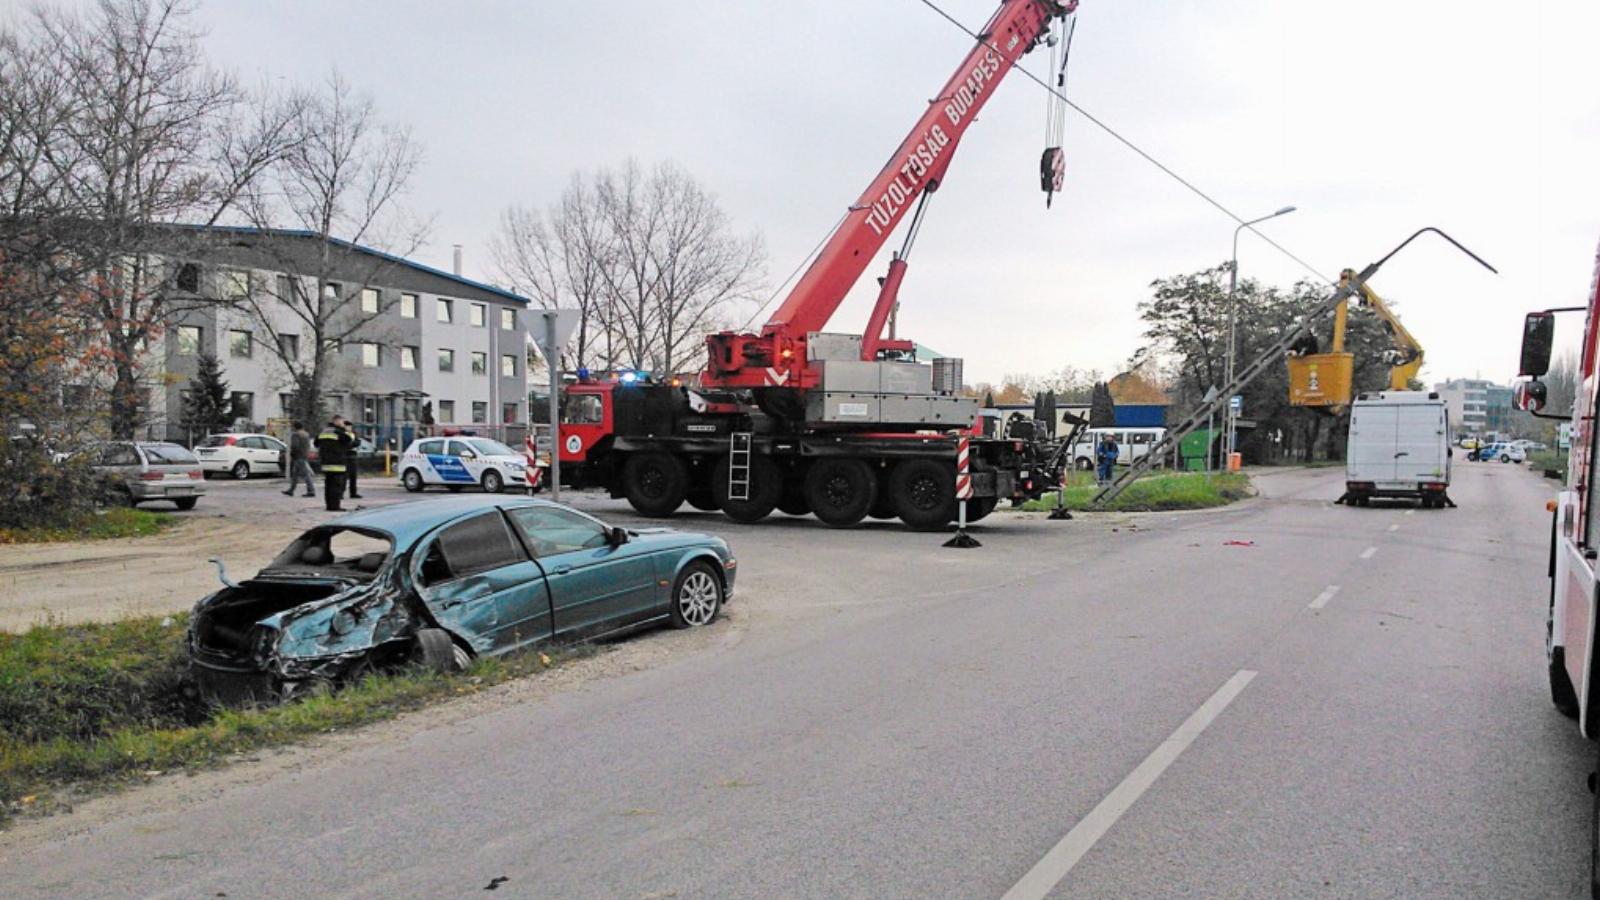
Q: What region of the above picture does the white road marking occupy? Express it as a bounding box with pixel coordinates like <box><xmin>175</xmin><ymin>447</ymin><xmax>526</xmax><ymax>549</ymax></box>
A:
<box><xmin>1001</xmin><ymin>670</ymin><xmax>1258</xmax><ymax>900</ymax></box>
<box><xmin>1309</xmin><ymin>585</ymin><xmax>1341</xmax><ymax>610</ymax></box>
<box><xmin>1387</xmin><ymin>524</ymin><xmax>1399</xmax><ymax>532</ymax></box>
<box><xmin>1360</xmin><ymin>546</ymin><xmax>1378</xmax><ymax>559</ymax></box>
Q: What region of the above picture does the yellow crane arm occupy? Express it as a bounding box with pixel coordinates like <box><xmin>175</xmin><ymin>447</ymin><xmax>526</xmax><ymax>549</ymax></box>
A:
<box><xmin>1337</xmin><ymin>268</ymin><xmax>1424</xmax><ymax>391</ymax></box>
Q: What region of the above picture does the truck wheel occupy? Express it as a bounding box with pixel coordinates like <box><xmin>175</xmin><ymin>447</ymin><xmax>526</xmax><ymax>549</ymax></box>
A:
<box><xmin>685</xmin><ymin>483</ymin><xmax>718</xmax><ymax>512</ymax></box>
<box><xmin>712</xmin><ymin>455</ymin><xmax>780</xmax><ymax>523</ymax></box>
<box><xmin>966</xmin><ymin>496</ymin><xmax>998</xmax><ymax>522</ymax></box>
<box><xmin>623</xmin><ymin>452</ymin><xmax>688</xmax><ymax>517</ymax></box>
<box><xmin>805</xmin><ymin>458</ymin><xmax>876</xmax><ymax>527</ymax></box>
<box><xmin>891</xmin><ymin>458</ymin><xmax>956</xmax><ymax>531</ymax></box>
<box><xmin>777</xmin><ymin>479</ymin><xmax>811</xmax><ymax>517</ymax></box>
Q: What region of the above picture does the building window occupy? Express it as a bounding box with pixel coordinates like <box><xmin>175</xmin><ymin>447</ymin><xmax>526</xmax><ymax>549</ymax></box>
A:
<box><xmin>437</xmin><ymin>399</ymin><xmax>455</xmax><ymax>422</ymax></box>
<box><xmin>437</xmin><ymin>298</ymin><xmax>453</xmax><ymax>323</ymax></box>
<box><xmin>361</xmin><ymin>396</ymin><xmax>378</xmax><ymax>425</ymax></box>
<box><xmin>501</xmin><ymin>354</ymin><xmax>516</xmax><ymax>378</ymax></box>
<box><xmin>276</xmin><ymin>274</ymin><xmax>298</xmax><ymax>306</ymax></box>
<box><xmin>278</xmin><ymin>333</ymin><xmax>299</xmax><ymax>360</ymax></box>
<box><xmin>500</xmin><ymin>307</ymin><xmax>516</xmax><ymax>330</ymax></box>
<box><xmin>402</xmin><ymin>398</ymin><xmax>421</xmax><ymax>421</ymax></box>
<box><xmin>361</xmin><ymin>287</ymin><xmax>380</xmax><ymax>314</ymax></box>
<box><xmin>437</xmin><ymin>348</ymin><xmax>455</xmax><ymax>372</ymax></box>
<box><xmin>470</xmin><ymin>303</ymin><xmax>486</xmax><ymax>327</ymax></box>
<box><xmin>228</xmin><ymin>329</ymin><xmax>252</xmax><ymax>358</ymax></box>
<box><xmin>502</xmin><ymin>402</ymin><xmax>519</xmax><ymax>424</ymax></box>
<box><xmin>230</xmin><ymin>391</ymin><xmax>254</xmax><ymax>422</ymax></box>
<box><xmin>471</xmin><ymin>401</ymin><xmax>487</xmax><ymax>424</ymax></box>
<box><xmin>361</xmin><ymin>342</ymin><xmax>381</xmax><ymax>368</ymax></box>
<box><xmin>176</xmin><ymin>263</ymin><xmax>200</xmax><ymax>293</ymax></box>
<box><xmin>177</xmin><ymin>325</ymin><xmax>202</xmax><ymax>355</ymax></box>
<box><xmin>401</xmin><ymin>293</ymin><xmax>417</xmax><ymax>318</ymax></box>
<box><xmin>279</xmin><ymin>393</ymin><xmax>296</xmax><ymax>415</ymax></box>
<box><xmin>223</xmin><ymin>270</ymin><xmax>251</xmax><ymax>301</ymax></box>
<box><xmin>322</xmin><ymin>282</ymin><xmax>340</xmax><ymax>301</ymax></box>
<box><xmin>400</xmin><ymin>346</ymin><xmax>418</xmax><ymax>370</ymax></box>
<box><xmin>471</xmin><ymin>352</ymin><xmax>487</xmax><ymax>376</ymax></box>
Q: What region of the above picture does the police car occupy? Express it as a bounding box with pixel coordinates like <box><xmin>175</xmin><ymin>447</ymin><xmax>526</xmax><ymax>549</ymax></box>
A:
<box><xmin>397</xmin><ymin>436</ymin><xmax>538</xmax><ymax>494</ymax></box>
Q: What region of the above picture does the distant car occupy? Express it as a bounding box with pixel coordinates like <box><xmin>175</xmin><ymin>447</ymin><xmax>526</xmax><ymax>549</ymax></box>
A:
<box><xmin>85</xmin><ymin>441</ymin><xmax>206</xmax><ymax>509</ymax></box>
<box><xmin>186</xmin><ymin>496</ymin><xmax>736</xmax><ymax>704</ymax></box>
<box><xmin>1499</xmin><ymin>444</ymin><xmax>1527</xmax><ymax>463</ymax></box>
<box><xmin>397</xmin><ymin>436</ymin><xmax>534</xmax><ymax>494</ymax></box>
<box><xmin>195</xmin><ymin>433</ymin><xmax>287</xmax><ymax>480</ymax></box>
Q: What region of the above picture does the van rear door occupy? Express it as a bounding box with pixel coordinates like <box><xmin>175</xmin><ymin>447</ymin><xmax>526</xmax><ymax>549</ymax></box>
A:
<box><xmin>1348</xmin><ymin>403</ymin><xmax>1398</xmax><ymax>483</ymax></box>
<box><xmin>1394</xmin><ymin>402</ymin><xmax>1448</xmax><ymax>482</ymax></box>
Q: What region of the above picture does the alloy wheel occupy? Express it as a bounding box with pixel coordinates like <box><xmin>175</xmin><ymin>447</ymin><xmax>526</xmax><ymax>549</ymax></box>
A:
<box><xmin>677</xmin><ymin>570</ymin><xmax>719</xmax><ymax>626</ymax></box>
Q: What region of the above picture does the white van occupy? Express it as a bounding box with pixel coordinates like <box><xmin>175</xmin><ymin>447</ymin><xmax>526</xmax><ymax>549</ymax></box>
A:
<box><xmin>1072</xmin><ymin>427</ymin><xmax>1167</xmax><ymax>470</ymax></box>
<box><xmin>1343</xmin><ymin>391</ymin><xmax>1452</xmax><ymax>507</ymax></box>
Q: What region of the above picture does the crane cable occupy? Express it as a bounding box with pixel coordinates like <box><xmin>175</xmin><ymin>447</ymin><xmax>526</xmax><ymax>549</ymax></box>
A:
<box><xmin>916</xmin><ymin>0</ymin><xmax>1334</xmax><ymax>285</ymax></box>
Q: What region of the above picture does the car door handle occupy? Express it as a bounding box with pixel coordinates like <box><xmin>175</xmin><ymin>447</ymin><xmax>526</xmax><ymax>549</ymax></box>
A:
<box><xmin>549</xmin><ymin>564</ymin><xmax>571</xmax><ymax>575</ymax></box>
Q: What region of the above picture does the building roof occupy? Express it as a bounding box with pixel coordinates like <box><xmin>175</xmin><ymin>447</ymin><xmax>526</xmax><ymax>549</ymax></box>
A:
<box><xmin>166</xmin><ymin>224</ymin><xmax>528</xmax><ymax>305</ymax></box>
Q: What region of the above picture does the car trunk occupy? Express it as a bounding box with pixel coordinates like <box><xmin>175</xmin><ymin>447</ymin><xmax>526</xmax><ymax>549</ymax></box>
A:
<box><xmin>193</xmin><ymin>580</ymin><xmax>346</xmax><ymax>657</ymax></box>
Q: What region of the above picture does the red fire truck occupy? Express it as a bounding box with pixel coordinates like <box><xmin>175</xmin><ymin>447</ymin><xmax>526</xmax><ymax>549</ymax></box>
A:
<box><xmin>549</xmin><ymin>1</ymin><xmax>1078</xmax><ymax>529</ymax></box>
<box><xmin>1515</xmin><ymin>236</ymin><xmax>1600</xmax><ymax>895</ymax></box>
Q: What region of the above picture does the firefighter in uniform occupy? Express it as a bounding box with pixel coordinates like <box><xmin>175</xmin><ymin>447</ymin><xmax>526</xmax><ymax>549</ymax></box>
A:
<box><xmin>314</xmin><ymin>416</ymin><xmax>355</xmax><ymax>511</ymax></box>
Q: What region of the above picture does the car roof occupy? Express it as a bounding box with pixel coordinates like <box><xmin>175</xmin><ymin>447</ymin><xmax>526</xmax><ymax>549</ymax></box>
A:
<box><xmin>328</xmin><ymin>495</ymin><xmax>559</xmax><ymax>546</ymax></box>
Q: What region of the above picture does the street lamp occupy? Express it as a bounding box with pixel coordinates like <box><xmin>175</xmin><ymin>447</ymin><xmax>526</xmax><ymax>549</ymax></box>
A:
<box><xmin>1224</xmin><ymin>204</ymin><xmax>1296</xmax><ymax>464</ymax></box>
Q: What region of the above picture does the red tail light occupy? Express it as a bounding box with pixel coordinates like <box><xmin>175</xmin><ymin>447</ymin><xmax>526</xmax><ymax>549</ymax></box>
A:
<box><xmin>138</xmin><ymin>471</ymin><xmax>163</xmax><ymax>481</ymax></box>
<box><xmin>188</xmin><ymin>469</ymin><xmax>203</xmax><ymax>480</ymax></box>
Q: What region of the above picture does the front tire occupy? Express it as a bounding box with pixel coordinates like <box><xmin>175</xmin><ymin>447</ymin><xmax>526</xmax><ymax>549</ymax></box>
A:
<box><xmin>402</xmin><ymin>469</ymin><xmax>425</xmax><ymax>493</ymax></box>
<box><xmin>804</xmin><ymin>458</ymin><xmax>876</xmax><ymax>527</ymax></box>
<box><xmin>482</xmin><ymin>469</ymin><xmax>504</xmax><ymax>494</ymax></box>
<box><xmin>412</xmin><ymin>628</ymin><xmax>469</xmax><ymax>673</ymax></box>
<box><xmin>668</xmin><ymin>561</ymin><xmax>723</xmax><ymax>628</ymax></box>
<box><xmin>622</xmin><ymin>452</ymin><xmax>688</xmax><ymax>517</ymax></box>
<box><xmin>231</xmin><ymin>460</ymin><xmax>251</xmax><ymax>480</ymax></box>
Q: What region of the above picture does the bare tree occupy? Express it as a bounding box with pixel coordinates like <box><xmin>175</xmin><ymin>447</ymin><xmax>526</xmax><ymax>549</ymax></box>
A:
<box><xmin>233</xmin><ymin>70</ymin><xmax>428</xmax><ymax>425</ymax></box>
<box><xmin>6</xmin><ymin>0</ymin><xmax>301</xmax><ymax>438</ymax></box>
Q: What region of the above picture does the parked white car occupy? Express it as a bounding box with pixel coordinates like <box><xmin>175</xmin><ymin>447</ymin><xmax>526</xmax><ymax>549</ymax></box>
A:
<box><xmin>195</xmin><ymin>433</ymin><xmax>287</xmax><ymax>480</ymax></box>
<box><xmin>1070</xmin><ymin>427</ymin><xmax>1167</xmax><ymax>470</ymax></box>
<box><xmin>397</xmin><ymin>436</ymin><xmax>534</xmax><ymax>494</ymax></box>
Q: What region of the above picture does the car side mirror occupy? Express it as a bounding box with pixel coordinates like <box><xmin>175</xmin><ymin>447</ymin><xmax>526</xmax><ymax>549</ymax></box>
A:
<box><xmin>607</xmin><ymin>526</ymin><xmax>628</xmax><ymax>547</ymax></box>
<box><xmin>1514</xmin><ymin>379</ymin><xmax>1548</xmax><ymax>413</ymax></box>
<box><xmin>1520</xmin><ymin>311</ymin><xmax>1555</xmax><ymax>377</ymax></box>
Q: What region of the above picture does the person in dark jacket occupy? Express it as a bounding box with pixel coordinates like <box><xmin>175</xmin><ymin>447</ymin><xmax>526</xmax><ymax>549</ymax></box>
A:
<box><xmin>281</xmin><ymin>421</ymin><xmax>315</xmax><ymax>498</ymax></box>
<box><xmin>1095</xmin><ymin>433</ymin><xmax>1119</xmax><ymax>485</ymax></box>
<box><xmin>344</xmin><ymin>423</ymin><xmax>362</xmax><ymax>499</ymax></box>
<box><xmin>314</xmin><ymin>417</ymin><xmax>355</xmax><ymax>511</ymax></box>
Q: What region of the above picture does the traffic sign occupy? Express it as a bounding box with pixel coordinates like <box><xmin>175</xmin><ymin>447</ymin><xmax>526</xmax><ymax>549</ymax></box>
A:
<box><xmin>1228</xmin><ymin>395</ymin><xmax>1243</xmax><ymax>412</ymax></box>
<box><xmin>529</xmin><ymin>309</ymin><xmax>580</xmax><ymax>365</ymax></box>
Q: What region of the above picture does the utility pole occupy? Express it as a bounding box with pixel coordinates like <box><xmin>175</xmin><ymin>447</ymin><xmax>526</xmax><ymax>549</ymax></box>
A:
<box><xmin>1226</xmin><ymin>205</ymin><xmax>1296</xmax><ymax>463</ymax></box>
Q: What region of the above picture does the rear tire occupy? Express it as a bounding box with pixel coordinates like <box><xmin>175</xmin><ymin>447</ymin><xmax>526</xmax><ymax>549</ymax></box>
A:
<box><xmin>412</xmin><ymin>628</ymin><xmax>469</xmax><ymax>673</ymax></box>
<box><xmin>403</xmin><ymin>469</ymin><xmax>425</xmax><ymax>493</ymax></box>
<box><xmin>804</xmin><ymin>458</ymin><xmax>876</xmax><ymax>527</ymax></box>
<box><xmin>622</xmin><ymin>452</ymin><xmax>688</xmax><ymax>517</ymax></box>
<box><xmin>712</xmin><ymin>455</ymin><xmax>780</xmax><ymax>523</ymax></box>
<box><xmin>231</xmin><ymin>460</ymin><xmax>251</xmax><ymax>480</ymax></box>
<box><xmin>173</xmin><ymin>497</ymin><xmax>198</xmax><ymax>511</ymax></box>
<box><xmin>891</xmin><ymin>458</ymin><xmax>956</xmax><ymax>531</ymax></box>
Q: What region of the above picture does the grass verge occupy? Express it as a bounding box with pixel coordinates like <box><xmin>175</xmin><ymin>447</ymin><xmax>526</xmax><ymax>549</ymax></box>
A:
<box><xmin>1020</xmin><ymin>471</ymin><xmax>1253</xmax><ymax>512</ymax></box>
<box><xmin>0</xmin><ymin>507</ymin><xmax>175</xmax><ymax>545</ymax></box>
<box><xmin>0</xmin><ymin>613</ymin><xmax>593</xmax><ymax>822</ymax></box>
<box><xmin>1528</xmin><ymin>451</ymin><xmax>1568</xmax><ymax>482</ymax></box>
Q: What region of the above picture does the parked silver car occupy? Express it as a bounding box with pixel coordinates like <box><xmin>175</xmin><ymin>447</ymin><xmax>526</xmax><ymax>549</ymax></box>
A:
<box><xmin>87</xmin><ymin>441</ymin><xmax>207</xmax><ymax>509</ymax></box>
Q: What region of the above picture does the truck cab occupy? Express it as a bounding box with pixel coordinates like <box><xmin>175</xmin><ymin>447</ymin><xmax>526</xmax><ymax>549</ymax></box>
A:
<box><xmin>1343</xmin><ymin>391</ymin><xmax>1452</xmax><ymax>507</ymax></box>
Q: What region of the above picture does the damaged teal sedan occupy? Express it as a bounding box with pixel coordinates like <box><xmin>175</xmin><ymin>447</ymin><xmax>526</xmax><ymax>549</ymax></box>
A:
<box><xmin>188</xmin><ymin>496</ymin><xmax>736</xmax><ymax>705</ymax></box>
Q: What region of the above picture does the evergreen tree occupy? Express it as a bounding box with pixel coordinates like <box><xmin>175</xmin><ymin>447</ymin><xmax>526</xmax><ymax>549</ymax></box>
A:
<box><xmin>182</xmin><ymin>353</ymin><xmax>234</xmax><ymax>437</ymax></box>
<box><xmin>1090</xmin><ymin>381</ymin><xmax>1116</xmax><ymax>428</ymax></box>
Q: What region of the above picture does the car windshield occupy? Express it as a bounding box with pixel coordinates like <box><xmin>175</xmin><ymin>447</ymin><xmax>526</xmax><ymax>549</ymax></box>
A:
<box><xmin>143</xmin><ymin>445</ymin><xmax>198</xmax><ymax>464</ymax></box>
<box><xmin>198</xmin><ymin>435</ymin><xmax>233</xmax><ymax>447</ymax></box>
<box><xmin>467</xmin><ymin>439</ymin><xmax>515</xmax><ymax>457</ymax></box>
<box><xmin>264</xmin><ymin>527</ymin><xmax>394</xmax><ymax>580</ymax></box>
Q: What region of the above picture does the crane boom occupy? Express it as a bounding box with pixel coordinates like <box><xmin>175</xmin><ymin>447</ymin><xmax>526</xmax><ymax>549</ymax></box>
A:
<box><xmin>704</xmin><ymin>0</ymin><xmax>1076</xmax><ymax>393</ymax></box>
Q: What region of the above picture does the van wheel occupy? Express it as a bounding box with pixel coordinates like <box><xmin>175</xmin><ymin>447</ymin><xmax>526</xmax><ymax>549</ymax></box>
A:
<box><xmin>804</xmin><ymin>458</ymin><xmax>875</xmax><ymax>527</ymax></box>
<box><xmin>402</xmin><ymin>469</ymin><xmax>425</xmax><ymax>492</ymax></box>
<box><xmin>622</xmin><ymin>452</ymin><xmax>688</xmax><ymax>517</ymax></box>
<box><xmin>712</xmin><ymin>455</ymin><xmax>780</xmax><ymax>523</ymax></box>
<box><xmin>891</xmin><ymin>458</ymin><xmax>956</xmax><ymax>531</ymax></box>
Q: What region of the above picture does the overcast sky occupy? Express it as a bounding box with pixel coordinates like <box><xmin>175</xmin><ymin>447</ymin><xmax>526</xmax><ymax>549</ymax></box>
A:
<box><xmin>31</xmin><ymin>0</ymin><xmax>1600</xmax><ymax>385</ymax></box>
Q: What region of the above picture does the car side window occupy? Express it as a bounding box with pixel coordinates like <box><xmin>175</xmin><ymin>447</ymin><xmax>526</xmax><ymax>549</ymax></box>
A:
<box><xmin>506</xmin><ymin>506</ymin><xmax>611</xmax><ymax>557</ymax></box>
<box><xmin>444</xmin><ymin>440</ymin><xmax>469</xmax><ymax>458</ymax></box>
<box><xmin>101</xmin><ymin>444</ymin><xmax>138</xmax><ymax>466</ymax></box>
<box><xmin>418</xmin><ymin>439</ymin><xmax>444</xmax><ymax>455</ymax></box>
<box><xmin>428</xmin><ymin>512</ymin><xmax>526</xmax><ymax>582</ymax></box>
<box><xmin>240</xmin><ymin>437</ymin><xmax>262</xmax><ymax>450</ymax></box>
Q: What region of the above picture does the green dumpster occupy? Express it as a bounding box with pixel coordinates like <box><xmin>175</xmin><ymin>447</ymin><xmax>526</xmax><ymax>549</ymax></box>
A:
<box><xmin>1179</xmin><ymin>428</ymin><xmax>1219</xmax><ymax>472</ymax></box>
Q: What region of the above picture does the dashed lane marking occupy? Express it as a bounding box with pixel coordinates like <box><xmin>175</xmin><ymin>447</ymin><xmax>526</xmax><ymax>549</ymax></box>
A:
<box><xmin>1360</xmin><ymin>546</ymin><xmax>1378</xmax><ymax>560</ymax></box>
<box><xmin>1309</xmin><ymin>585</ymin><xmax>1341</xmax><ymax>610</ymax></box>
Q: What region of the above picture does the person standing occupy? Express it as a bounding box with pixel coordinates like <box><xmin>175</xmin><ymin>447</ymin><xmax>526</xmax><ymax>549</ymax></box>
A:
<box><xmin>315</xmin><ymin>417</ymin><xmax>354</xmax><ymax>511</ymax></box>
<box><xmin>1095</xmin><ymin>433</ymin><xmax>1119</xmax><ymax>486</ymax></box>
<box><xmin>344</xmin><ymin>421</ymin><xmax>362</xmax><ymax>500</ymax></box>
<box><xmin>281</xmin><ymin>421</ymin><xmax>315</xmax><ymax>498</ymax></box>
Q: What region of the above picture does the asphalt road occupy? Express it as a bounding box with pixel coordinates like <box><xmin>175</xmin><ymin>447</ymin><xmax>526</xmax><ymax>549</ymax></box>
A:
<box><xmin>2</xmin><ymin>463</ymin><xmax>1591</xmax><ymax>898</ymax></box>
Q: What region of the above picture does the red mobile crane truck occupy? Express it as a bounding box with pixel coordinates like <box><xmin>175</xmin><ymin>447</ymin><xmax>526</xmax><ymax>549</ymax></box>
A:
<box><xmin>1515</xmin><ymin>236</ymin><xmax>1600</xmax><ymax>895</ymax></box>
<box><xmin>555</xmin><ymin>0</ymin><xmax>1078</xmax><ymax>529</ymax></box>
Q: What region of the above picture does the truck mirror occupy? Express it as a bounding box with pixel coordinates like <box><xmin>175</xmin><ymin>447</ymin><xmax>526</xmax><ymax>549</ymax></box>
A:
<box><xmin>1520</xmin><ymin>311</ymin><xmax>1555</xmax><ymax>377</ymax></box>
<box><xmin>1514</xmin><ymin>379</ymin><xmax>1547</xmax><ymax>413</ymax></box>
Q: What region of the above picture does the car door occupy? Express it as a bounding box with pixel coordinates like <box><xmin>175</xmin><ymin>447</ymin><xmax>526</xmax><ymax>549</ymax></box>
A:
<box><xmin>259</xmin><ymin>436</ymin><xmax>287</xmax><ymax>473</ymax></box>
<box><xmin>425</xmin><ymin>440</ymin><xmax>477</xmax><ymax>487</ymax></box>
<box><xmin>412</xmin><ymin>510</ymin><xmax>552</xmax><ymax>655</ymax></box>
<box><xmin>505</xmin><ymin>505</ymin><xmax>661</xmax><ymax>639</ymax></box>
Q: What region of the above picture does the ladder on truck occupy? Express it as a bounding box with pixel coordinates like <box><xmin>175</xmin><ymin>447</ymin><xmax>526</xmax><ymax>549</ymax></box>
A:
<box><xmin>728</xmin><ymin>432</ymin><xmax>753</xmax><ymax>501</ymax></box>
<box><xmin>1090</xmin><ymin>277</ymin><xmax>1364</xmax><ymax>508</ymax></box>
